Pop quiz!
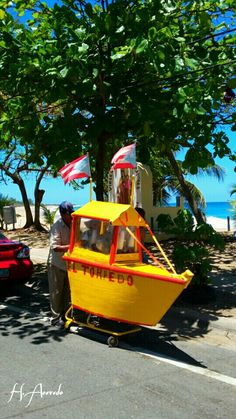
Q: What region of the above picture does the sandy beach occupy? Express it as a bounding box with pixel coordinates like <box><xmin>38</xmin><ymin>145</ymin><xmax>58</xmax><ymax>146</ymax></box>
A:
<box><xmin>10</xmin><ymin>205</ymin><xmax>57</xmax><ymax>230</ymax></box>
<box><xmin>4</xmin><ymin>205</ymin><xmax>236</xmax><ymax>234</ymax></box>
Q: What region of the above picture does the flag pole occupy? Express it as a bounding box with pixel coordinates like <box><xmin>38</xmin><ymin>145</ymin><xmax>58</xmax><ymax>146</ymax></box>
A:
<box><xmin>90</xmin><ymin>177</ymin><xmax>93</xmax><ymax>201</ymax></box>
<box><xmin>130</xmin><ymin>174</ymin><xmax>135</xmax><ymax>206</ymax></box>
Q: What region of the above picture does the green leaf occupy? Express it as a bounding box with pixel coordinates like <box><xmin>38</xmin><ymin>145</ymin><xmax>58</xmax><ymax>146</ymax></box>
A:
<box><xmin>185</xmin><ymin>57</ymin><xmax>199</xmax><ymax>69</ymax></box>
<box><xmin>157</xmin><ymin>49</ymin><xmax>165</xmax><ymax>61</ymax></box>
<box><xmin>177</xmin><ymin>87</ymin><xmax>187</xmax><ymax>103</ymax></box>
<box><xmin>92</xmin><ymin>68</ymin><xmax>99</xmax><ymax>78</ymax></box>
<box><xmin>45</xmin><ymin>67</ymin><xmax>58</xmax><ymax>75</ymax></box>
<box><xmin>148</xmin><ymin>27</ymin><xmax>157</xmax><ymax>40</ymax></box>
<box><xmin>184</xmin><ymin>103</ymin><xmax>191</xmax><ymax>113</ymax></box>
<box><xmin>175</xmin><ymin>37</ymin><xmax>185</xmax><ymax>43</ymax></box>
<box><xmin>157</xmin><ymin>27</ymin><xmax>172</xmax><ymax>39</ymax></box>
<box><xmin>78</xmin><ymin>43</ymin><xmax>89</xmax><ymax>53</ymax></box>
<box><xmin>75</xmin><ymin>28</ymin><xmax>86</xmax><ymax>37</ymax></box>
<box><xmin>59</xmin><ymin>67</ymin><xmax>69</xmax><ymax>78</ymax></box>
<box><xmin>0</xmin><ymin>9</ymin><xmax>6</xmax><ymax>19</ymax></box>
<box><xmin>32</xmin><ymin>12</ymin><xmax>39</xmax><ymax>19</ymax></box>
<box><xmin>105</xmin><ymin>14</ymin><xmax>112</xmax><ymax>32</ymax></box>
<box><xmin>214</xmin><ymin>22</ymin><xmax>227</xmax><ymax>31</ymax></box>
<box><xmin>116</xmin><ymin>25</ymin><xmax>125</xmax><ymax>34</ymax></box>
<box><xmin>195</xmin><ymin>106</ymin><xmax>206</xmax><ymax>115</ymax></box>
<box><xmin>135</xmin><ymin>39</ymin><xmax>148</xmax><ymax>54</ymax></box>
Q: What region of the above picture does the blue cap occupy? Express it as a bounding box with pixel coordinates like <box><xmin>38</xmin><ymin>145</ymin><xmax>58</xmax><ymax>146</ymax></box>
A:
<box><xmin>59</xmin><ymin>201</ymin><xmax>74</xmax><ymax>215</ymax></box>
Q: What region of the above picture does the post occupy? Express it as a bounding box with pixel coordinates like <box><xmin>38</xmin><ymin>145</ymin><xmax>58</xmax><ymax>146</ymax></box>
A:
<box><xmin>90</xmin><ymin>178</ymin><xmax>93</xmax><ymax>202</ymax></box>
<box><xmin>130</xmin><ymin>174</ymin><xmax>135</xmax><ymax>206</ymax></box>
<box><xmin>227</xmin><ymin>216</ymin><xmax>230</xmax><ymax>232</ymax></box>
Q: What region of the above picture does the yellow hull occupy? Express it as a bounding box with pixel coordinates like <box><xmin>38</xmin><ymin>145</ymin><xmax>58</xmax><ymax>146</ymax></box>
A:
<box><xmin>67</xmin><ymin>258</ymin><xmax>192</xmax><ymax>326</ymax></box>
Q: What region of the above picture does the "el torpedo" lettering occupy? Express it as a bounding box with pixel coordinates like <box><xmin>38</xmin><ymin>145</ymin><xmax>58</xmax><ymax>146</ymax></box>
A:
<box><xmin>69</xmin><ymin>263</ymin><xmax>134</xmax><ymax>286</ymax></box>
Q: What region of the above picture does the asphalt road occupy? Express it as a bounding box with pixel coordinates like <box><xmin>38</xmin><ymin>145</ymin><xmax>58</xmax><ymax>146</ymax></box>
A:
<box><xmin>0</xmin><ymin>260</ymin><xmax>236</xmax><ymax>419</ymax></box>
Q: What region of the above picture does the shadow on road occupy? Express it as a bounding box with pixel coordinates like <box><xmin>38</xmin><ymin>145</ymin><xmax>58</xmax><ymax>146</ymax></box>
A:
<box><xmin>0</xmin><ymin>263</ymin><xmax>68</xmax><ymax>344</ymax></box>
<box><xmin>0</xmin><ymin>261</ymin><xmax>235</xmax><ymax>368</ymax></box>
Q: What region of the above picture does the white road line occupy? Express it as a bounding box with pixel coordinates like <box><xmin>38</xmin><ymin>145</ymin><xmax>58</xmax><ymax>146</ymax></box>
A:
<box><xmin>132</xmin><ymin>347</ymin><xmax>236</xmax><ymax>387</ymax></box>
<box><xmin>1</xmin><ymin>302</ymin><xmax>236</xmax><ymax>387</ymax></box>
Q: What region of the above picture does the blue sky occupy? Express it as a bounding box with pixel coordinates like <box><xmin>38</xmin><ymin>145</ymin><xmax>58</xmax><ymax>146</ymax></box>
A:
<box><xmin>1</xmin><ymin>129</ymin><xmax>235</xmax><ymax>206</ymax></box>
<box><xmin>178</xmin><ymin>127</ymin><xmax>236</xmax><ymax>203</ymax></box>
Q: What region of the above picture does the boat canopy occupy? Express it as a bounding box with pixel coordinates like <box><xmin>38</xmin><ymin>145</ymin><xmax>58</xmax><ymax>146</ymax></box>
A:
<box><xmin>72</xmin><ymin>201</ymin><xmax>146</xmax><ymax>227</ymax></box>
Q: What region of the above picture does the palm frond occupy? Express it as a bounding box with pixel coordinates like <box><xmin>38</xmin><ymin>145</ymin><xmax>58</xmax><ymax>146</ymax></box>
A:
<box><xmin>197</xmin><ymin>165</ymin><xmax>225</xmax><ymax>181</ymax></box>
<box><xmin>41</xmin><ymin>205</ymin><xmax>58</xmax><ymax>226</ymax></box>
<box><xmin>230</xmin><ymin>184</ymin><xmax>236</xmax><ymax>197</ymax></box>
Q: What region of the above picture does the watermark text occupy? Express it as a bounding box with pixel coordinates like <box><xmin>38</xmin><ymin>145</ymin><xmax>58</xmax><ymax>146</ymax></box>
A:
<box><xmin>8</xmin><ymin>383</ymin><xmax>63</xmax><ymax>408</ymax></box>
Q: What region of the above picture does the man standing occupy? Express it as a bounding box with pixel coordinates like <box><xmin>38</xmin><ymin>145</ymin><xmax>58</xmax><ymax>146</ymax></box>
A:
<box><xmin>47</xmin><ymin>201</ymin><xmax>74</xmax><ymax>326</ymax></box>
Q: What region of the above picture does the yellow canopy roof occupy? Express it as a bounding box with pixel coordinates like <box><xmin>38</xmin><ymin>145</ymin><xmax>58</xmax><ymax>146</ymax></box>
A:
<box><xmin>72</xmin><ymin>201</ymin><xmax>146</xmax><ymax>227</ymax></box>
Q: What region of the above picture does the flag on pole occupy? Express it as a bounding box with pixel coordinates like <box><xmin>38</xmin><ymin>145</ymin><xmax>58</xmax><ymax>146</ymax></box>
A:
<box><xmin>59</xmin><ymin>154</ymin><xmax>91</xmax><ymax>184</ymax></box>
<box><xmin>111</xmin><ymin>143</ymin><xmax>136</xmax><ymax>170</ymax></box>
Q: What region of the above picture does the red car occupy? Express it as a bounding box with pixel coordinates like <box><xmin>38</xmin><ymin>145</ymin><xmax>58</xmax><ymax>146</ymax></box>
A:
<box><xmin>0</xmin><ymin>231</ymin><xmax>33</xmax><ymax>281</ymax></box>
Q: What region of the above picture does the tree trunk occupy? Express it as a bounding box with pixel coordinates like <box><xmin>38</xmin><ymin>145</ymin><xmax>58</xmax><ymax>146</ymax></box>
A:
<box><xmin>34</xmin><ymin>189</ymin><xmax>45</xmax><ymax>230</ymax></box>
<box><xmin>166</xmin><ymin>150</ymin><xmax>206</xmax><ymax>224</ymax></box>
<box><xmin>1</xmin><ymin>167</ymin><xmax>34</xmax><ymax>228</ymax></box>
<box><xmin>17</xmin><ymin>178</ymin><xmax>34</xmax><ymax>227</ymax></box>
<box><xmin>34</xmin><ymin>167</ymin><xmax>48</xmax><ymax>231</ymax></box>
<box><xmin>95</xmin><ymin>133</ymin><xmax>106</xmax><ymax>201</ymax></box>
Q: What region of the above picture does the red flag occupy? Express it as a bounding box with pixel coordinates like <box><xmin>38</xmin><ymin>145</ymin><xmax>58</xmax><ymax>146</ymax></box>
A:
<box><xmin>111</xmin><ymin>143</ymin><xmax>136</xmax><ymax>170</ymax></box>
<box><xmin>59</xmin><ymin>154</ymin><xmax>91</xmax><ymax>184</ymax></box>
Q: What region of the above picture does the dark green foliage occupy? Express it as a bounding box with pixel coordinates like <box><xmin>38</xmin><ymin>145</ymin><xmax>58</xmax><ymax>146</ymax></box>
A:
<box><xmin>157</xmin><ymin>209</ymin><xmax>225</xmax><ymax>286</ymax></box>
<box><xmin>173</xmin><ymin>244</ymin><xmax>211</xmax><ymax>286</ymax></box>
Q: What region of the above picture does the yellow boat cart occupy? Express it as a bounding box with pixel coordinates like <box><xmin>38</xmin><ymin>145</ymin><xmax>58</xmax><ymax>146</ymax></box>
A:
<box><xmin>63</xmin><ymin>201</ymin><xmax>193</xmax><ymax>346</ymax></box>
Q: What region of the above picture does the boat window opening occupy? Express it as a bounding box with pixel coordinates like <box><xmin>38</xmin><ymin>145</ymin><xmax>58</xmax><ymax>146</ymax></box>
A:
<box><xmin>76</xmin><ymin>217</ymin><xmax>114</xmax><ymax>255</ymax></box>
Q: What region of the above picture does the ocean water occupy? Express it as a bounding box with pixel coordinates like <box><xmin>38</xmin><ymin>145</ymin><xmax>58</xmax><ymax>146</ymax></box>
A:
<box><xmin>174</xmin><ymin>201</ymin><xmax>235</xmax><ymax>231</ymax></box>
<box><xmin>73</xmin><ymin>201</ymin><xmax>235</xmax><ymax>231</ymax></box>
<box><xmin>193</xmin><ymin>201</ymin><xmax>233</xmax><ymax>219</ymax></box>
<box><xmin>75</xmin><ymin>200</ymin><xmax>234</xmax><ymax>218</ymax></box>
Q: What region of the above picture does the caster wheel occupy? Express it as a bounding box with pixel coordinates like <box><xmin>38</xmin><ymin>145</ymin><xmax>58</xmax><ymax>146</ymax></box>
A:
<box><xmin>64</xmin><ymin>320</ymin><xmax>71</xmax><ymax>329</ymax></box>
<box><xmin>107</xmin><ymin>336</ymin><xmax>119</xmax><ymax>347</ymax></box>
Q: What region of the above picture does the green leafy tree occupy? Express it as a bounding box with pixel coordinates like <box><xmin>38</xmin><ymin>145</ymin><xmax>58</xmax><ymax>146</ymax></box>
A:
<box><xmin>0</xmin><ymin>0</ymin><xmax>235</xmax><ymax>221</ymax></box>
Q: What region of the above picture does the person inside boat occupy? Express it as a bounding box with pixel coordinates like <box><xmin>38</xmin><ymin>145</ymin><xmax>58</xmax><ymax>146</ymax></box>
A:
<box><xmin>80</xmin><ymin>218</ymin><xmax>113</xmax><ymax>254</ymax></box>
<box><xmin>79</xmin><ymin>218</ymin><xmax>100</xmax><ymax>250</ymax></box>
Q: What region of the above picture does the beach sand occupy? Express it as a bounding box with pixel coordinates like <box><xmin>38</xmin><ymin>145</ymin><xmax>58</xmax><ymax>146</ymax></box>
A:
<box><xmin>4</xmin><ymin>205</ymin><xmax>236</xmax><ymax>233</ymax></box>
<box><xmin>10</xmin><ymin>205</ymin><xmax>57</xmax><ymax>230</ymax></box>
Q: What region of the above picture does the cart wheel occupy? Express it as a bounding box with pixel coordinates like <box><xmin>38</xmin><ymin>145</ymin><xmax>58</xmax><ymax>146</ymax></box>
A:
<box><xmin>107</xmin><ymin>336</ymin><xmax>119</xmax><ymax>347</ymax></box>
